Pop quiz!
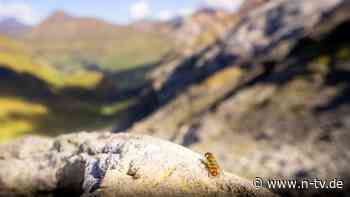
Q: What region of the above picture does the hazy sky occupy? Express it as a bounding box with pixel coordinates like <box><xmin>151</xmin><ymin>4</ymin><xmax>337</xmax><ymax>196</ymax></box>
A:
<box><xmin>0</xmin><ymin>0</ymin><xmax>243</xmax><ymax>25</ymax></box>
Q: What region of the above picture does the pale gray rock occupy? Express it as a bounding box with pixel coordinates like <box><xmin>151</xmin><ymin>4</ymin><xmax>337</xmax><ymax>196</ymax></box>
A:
<box><xmin>0</xmin><ymin>132</ymin><xmax>276</xmax><ymax>197</ymax></box>
<box><xmin>219</xmin><ymin>0</ymin><xmax>349</xmax><ymax>62</ymax></box>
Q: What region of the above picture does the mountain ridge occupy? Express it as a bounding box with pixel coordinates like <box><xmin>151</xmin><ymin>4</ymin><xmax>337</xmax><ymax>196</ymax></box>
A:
<box><xmin>0</xmin><ymin>17</ymin><xmax>31</xmax><ymax>37</ymax></box>
<box><xmin>20</xmin><ymin>10</ymin><xmax>172</xmax><ymax>71</ymax></box>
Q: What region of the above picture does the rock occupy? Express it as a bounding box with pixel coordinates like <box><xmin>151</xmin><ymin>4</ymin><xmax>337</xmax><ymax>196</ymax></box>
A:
<box><xmin>218</xmin><ymin>0</ymin><xmax>350</xmax><ymax>62</ymax></box>
<box><xmin>172</xmin><ymin>8</ymin><xmax>238</xmax><ymax>55</ymax></box>
<box><xmin>239</xmin><ymin>0</ymin><xmax>271</xmax><ymax>15</ymax></box>
<box><xmin>148</xmin><ymin>8</ymin><xmax>239</xmax><ymax>92</ymax></box>
<box><xmin>152</xmin><ymin>0</ymin><xmax>350</xmax><ymax>98</ymax></box>
<box><xmin>0</xmin><ymin>132</ymin><xmax>276</xmax><ymax>197</ymax></box>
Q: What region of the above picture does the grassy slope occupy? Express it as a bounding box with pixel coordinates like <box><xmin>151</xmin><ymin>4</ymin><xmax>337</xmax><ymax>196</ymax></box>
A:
<box><xmin>0</xmin><ymin>15</ymin><xmax>174</xmax><ymax>143</ymax></box>
<box><xmin>101</xmin><ymin>31</ymin><xmax>170</xmax><ymax>70</ymax></box>
<box><xmin>21</xmin><ymin>15</ymin><xmax>173</xmax><ymax>71</ymax></box>
<box><xmin>0</xmin><ymin>36</ymin><xmax>102</xmax><ymax>89</ymax></box>
<box><xmin>0</xmin><ymin>35</ymin><xmax>133</xmax><ymax>143</ymax></box>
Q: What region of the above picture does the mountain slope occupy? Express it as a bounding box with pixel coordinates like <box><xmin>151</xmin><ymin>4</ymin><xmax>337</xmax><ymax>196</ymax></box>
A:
<box><xmin>171</xmin><ymin>8</ymin><xmax>238</xmax><ymax>54</ymax></box>
<box><xmin>21</xmin><ymin>11</ymin><xmax>172</xmax><ymax>71</ymax></box>
<box><xmin>0</xmin><ymin>35</ymin><xmax>126</xmax><ymax>143</ymax></box>
<box><xmin>0</xmin><ymin>18</ymin><xmax>31</xmax><ymax>37</ymax></box>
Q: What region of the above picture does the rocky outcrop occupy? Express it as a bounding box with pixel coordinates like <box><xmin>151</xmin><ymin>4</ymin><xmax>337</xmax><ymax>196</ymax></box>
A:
<box><xmin>128</xmin><ymin>0</ymin><xmax>350</xmax><ymax>196</ymax></box>
<box><xmin>172</xmin><ymin>8</ymin><xmax>238</xmax><ymax>55</ymax></box>
<box><xmin>0</xmin><ymin>132</ymin><xmax>275</xmax><ymax>197</ymax></box>
<box><xmin>239</xmin><ymin>0</ymin><xmax>271</xmax><ymax>15</ymax></box>
<box><xmin>148</xmin><ymin>8</ymin><xmax>239</xmax><ymax>93</ymax></box>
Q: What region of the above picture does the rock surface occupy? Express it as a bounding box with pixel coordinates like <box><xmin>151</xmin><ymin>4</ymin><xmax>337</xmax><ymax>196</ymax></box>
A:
<box><xmin>2</xmin><ymin>0</ymin><xmax>350</xmax><ymax>197</ymax></box>
<box><xmin>0</xmin><ymin>132</ymin><xmax>276</xmax><ymax>197</ymax></box>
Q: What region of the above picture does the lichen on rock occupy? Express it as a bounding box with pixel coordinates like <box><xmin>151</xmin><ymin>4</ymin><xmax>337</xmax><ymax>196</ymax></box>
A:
<box><xmin>0</xmin><ymin>132</ymin><xmax>276</xmax><ymax>197</ymax></box>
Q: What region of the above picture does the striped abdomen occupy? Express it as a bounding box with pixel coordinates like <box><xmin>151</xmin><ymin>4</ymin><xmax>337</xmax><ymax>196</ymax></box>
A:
<box><xmin>204</xmin><ymin>152</ymin><xmax>220</xmax><ymax>177</ymax></box>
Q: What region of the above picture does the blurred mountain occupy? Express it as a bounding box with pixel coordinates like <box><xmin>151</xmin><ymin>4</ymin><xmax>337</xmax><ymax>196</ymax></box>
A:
<box><xmin>148</xmin><ymin>8</ymin><xmax>239</xmax><ymax>90</ymax></box>
<box><xmin>42</xmin><ymin>10</ymin><xmax>74</xmax><ymax>24</ymax></box>
<box><xmin>0</xmin><ymin>34</ymin><xmax>107</xmax><ymax>93</ymax></box>
<box><xmin>0</xmin><ymin>34</ymin><xmax>130</xmax><ymax>142</ymax></box>
<box><xmin>130</xmin><ymin>19</ymin><xmax>174</xmax><ymax>34</ymax></box>
<box><xmin>0</xmin><ymin>17</ymin><xmax>31</xmax><ymax>38</ymax></box>
<box><xmin>239</xmin><ymin>0</ymin><xmax>271</xmax><ymax>15</ymax></box>
<box><xmin>122</xmin><ymin>0</ymin><xmax>350</xmax><ymax>196</ymax></box>
<box><xmin>171</xmin><ymin>8</ymin><xmax>238</xmax><ymax>55</ymax></box>
<box><xmin>26</xmin><ymin>10</ymin><xmax>120</xmax><ymax>40</ymax></box>
<box><xmin>130</xmin><ymin>8</ymin><xmax>237</xmax><ymax>56</ymax></box>
<box><xmin>21</xmin><ymin>10</ymin><xmax>172</xmax><ymax>71</ymax></box>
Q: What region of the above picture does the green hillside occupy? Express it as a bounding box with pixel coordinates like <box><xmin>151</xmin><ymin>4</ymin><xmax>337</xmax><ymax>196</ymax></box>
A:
<box><xmin>0</xmin><ymin>35</ymin><xmax>103</xmax><ymax>89</ymax></box>
<box><xmin>0</xmin><ymin>12</ymin><xmax>174</xmax><ymax>143</ymax></box>
<box><xmin>21</xmin><ymin>11</ymin><xmax>172</xmax><ymax>71</ymax></box>
<box><xmin>0</xmin><ymin>35</ymin><xmax>133</xmax><ymax>143</ymax></box>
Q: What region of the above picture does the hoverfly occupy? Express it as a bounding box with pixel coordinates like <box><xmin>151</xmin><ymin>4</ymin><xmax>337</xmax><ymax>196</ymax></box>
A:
<box><xmin>203</xmin><ymin>152</ymin><xmax>220</xmax><ymax>177</ymax></box>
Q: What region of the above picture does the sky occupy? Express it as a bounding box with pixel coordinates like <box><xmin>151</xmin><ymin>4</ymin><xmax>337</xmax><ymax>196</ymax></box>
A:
<box><xmin>0</xmin><ymin>0</ymin><xmax>244</xmax><ymax>25</ymax></box>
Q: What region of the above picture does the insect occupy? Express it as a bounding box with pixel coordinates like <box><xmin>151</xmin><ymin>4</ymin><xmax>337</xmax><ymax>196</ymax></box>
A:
<box><xmin>203</xmin><ymin>152</ymin><xmax>221</xmax><ymax>177</ymax></box>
